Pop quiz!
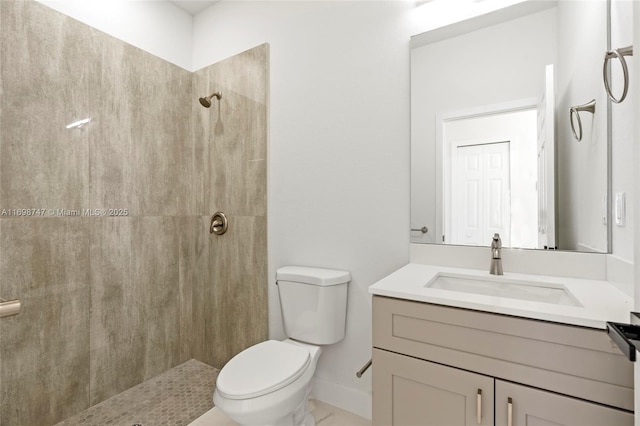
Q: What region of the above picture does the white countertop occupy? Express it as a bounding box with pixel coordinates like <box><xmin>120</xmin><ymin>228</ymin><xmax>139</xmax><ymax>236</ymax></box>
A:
<box><xmin>368</xmin><ymin>263</ymin><xmax>633</xmax><ymax>329</ymax></box>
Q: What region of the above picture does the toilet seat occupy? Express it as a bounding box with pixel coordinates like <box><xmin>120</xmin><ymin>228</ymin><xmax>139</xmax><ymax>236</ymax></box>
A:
<box><xmin>216</xmin><ymin>340</ymin><xmax>311</xmax><ymax>400</ymax></box>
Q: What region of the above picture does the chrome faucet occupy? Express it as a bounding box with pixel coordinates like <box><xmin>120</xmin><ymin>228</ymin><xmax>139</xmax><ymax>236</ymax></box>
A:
<box><xmin>490</xmin><ymin>233</ymin><xmax>503</xmax><ymax>275</ymax></box>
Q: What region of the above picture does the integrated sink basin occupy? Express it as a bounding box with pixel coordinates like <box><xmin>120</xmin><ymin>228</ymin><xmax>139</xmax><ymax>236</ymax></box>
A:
<box><xmin>425</xmin><ymin>273</ymin><xmax>582</xmax><ymax>307</ymax></box>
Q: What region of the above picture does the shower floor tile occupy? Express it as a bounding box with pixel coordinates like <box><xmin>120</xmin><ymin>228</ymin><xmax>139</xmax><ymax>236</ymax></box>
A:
<box><xmin>55</xmin><ymin>359</ymin><xmax>218</xmax><ymax>426</ymax></box>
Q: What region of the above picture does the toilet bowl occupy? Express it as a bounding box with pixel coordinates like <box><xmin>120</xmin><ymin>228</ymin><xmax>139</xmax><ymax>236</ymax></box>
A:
<box><xmin>212</xmin><ymin>266</ymin><xmax>350</xmax><ymax>426</ymax></box>
<box><xmin>213</xmin><ymin>339</ymin><xmax>321</xmax><ymax>426</ymax></box>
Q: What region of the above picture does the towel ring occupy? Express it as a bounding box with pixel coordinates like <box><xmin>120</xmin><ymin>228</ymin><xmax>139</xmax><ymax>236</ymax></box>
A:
<box><xmin>569</xmin><ymin>99</ymin><xmax>596</xmax><ymax>142</ymax></box>
<box><xmin>603</xmin><ymin>46</ymin><xmax>633</xmax><ymax>103</ymax></box>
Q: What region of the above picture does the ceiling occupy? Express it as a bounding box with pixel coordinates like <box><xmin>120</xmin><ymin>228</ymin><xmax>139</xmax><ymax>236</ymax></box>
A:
<box><xmin>169</xmin><ymin>0</ymin><xmax>219</xmax><ymax>16</ymax></box>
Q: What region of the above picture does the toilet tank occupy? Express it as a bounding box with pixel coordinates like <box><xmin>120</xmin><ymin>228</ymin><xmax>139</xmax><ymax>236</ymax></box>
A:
<box><xmin>276</xmin><ymin>266</ymin><xmax>350</xmax><ymax>345</ymax></box>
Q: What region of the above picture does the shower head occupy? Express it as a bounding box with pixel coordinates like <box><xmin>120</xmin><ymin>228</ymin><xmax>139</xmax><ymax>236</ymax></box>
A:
<box><xmin>199</xmin><ymin>92</ymin><xmax>222</xmax><ymax>108</ymax></box>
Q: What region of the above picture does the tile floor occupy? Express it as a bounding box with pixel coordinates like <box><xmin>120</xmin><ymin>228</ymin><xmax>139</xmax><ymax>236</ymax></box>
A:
<box><xmin>55</xmin><ymin>359</ymin><xmax>219</xmax><ymax>426</ymax></box>
<box><xmin>189</xmin><ymin>399</ymin><xmax>371</xmax><ymax>426</ymax></box>
<box><xmin>54</xmin><ymin>359</ymin><xmax>370</xmax><ymax>426</ymax></box>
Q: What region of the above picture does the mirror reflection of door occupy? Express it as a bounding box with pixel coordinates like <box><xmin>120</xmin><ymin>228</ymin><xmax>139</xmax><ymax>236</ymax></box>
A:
<box><xmin>537</xmin><ymin>64</ymin><xmax>557</xmax><ymax>250</ymax></box>
<box><xmin>451</xmin><ymin>141</ymin><xmax>511</xmax><ymax>246</ymax></box>
<box><xmin>443</xmin><ymin>108</ymin><xmax>539</xmax><ymax>248</ymax></box>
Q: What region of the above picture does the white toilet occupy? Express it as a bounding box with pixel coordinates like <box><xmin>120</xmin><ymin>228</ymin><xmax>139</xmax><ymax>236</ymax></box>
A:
<box><xmin>213</xmin><ymin>266</ymin><xmax>351</xmax><ymax>426</ymax></box>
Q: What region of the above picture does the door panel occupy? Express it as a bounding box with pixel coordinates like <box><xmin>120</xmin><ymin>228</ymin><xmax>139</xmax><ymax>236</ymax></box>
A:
<box><xmin>537</xmin><ymin>63</ymin><xmax>556</xmax><ymax>249</ymax></box>
<box><xmin>452</xmin><ymin>142</ymin><xmax>510</xmax><ymax>245</ymax></box>
<box><xmin>373</xmin><ymin>348</ymin><xmax>494</xmax><ymax>426</ymax></box>
<box><xmin>495</xmin><ymin>380</ymin><xmax>633</xmax><ymax>426</ymax></box>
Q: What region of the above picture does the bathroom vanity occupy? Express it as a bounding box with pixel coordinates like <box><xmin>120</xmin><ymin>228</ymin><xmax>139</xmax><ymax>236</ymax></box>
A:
<box><xmin>370</xmin><ymin>264</ymin><xmax>634</xmax><ymax>425</ymax></box>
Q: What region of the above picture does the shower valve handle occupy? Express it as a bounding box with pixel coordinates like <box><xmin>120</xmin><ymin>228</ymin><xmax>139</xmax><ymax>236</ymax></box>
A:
<box><xmin>210</xmin><ymin>211</ymin><xmax>228</xmax><ymax>235</ymax></box>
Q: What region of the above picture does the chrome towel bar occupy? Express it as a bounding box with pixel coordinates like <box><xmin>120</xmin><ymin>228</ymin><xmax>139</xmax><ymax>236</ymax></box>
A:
<box><xmin>0</xmin><ymin>299</ymin><xmax>21</xmax><ymax>318</ymax></box>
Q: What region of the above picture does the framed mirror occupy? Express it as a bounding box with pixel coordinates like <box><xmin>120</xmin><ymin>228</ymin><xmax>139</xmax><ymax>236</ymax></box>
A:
<box><xmin>410</xmin><ymin>0</ymin><xmax>610</xmax><ymax>253</ymax></box>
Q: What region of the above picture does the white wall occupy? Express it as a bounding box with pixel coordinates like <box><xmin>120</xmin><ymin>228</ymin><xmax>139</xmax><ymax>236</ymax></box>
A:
<box><xmin>36</xmin><ymin>0</ymin><xmax>193</xmax><ymax>70</ymax></box>
<box><xmin>556</xmin><ymin>0</ymin><xmax>608</xmax><ymax>253</ymax></box>
<box><xmin>610</xmin><ymin>0</ymin><xmax>635</xmax><ymax>263</ymax></box>
<box><xmin>194</xmin><ymin>1</ymin><xmax>413</xmax><ymax>418</ymax></box>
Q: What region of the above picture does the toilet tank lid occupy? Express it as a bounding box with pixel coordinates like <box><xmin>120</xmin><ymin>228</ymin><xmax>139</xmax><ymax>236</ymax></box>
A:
<box><xmin>277</xmin><ymin>266</ymin><xmax>351</xmax><ymax>286</ymax></box>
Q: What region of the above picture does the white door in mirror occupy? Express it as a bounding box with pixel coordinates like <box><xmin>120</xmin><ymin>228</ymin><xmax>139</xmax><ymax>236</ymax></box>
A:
<box><xmin>452</xmin><ymin>142</ymin><xmax>511</xmax><ymax>246</ymax></box>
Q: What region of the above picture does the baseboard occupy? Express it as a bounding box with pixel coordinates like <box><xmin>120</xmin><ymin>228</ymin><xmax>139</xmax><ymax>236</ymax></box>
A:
<box><xmin>310</xmin><ymin>376</ymin><xmax>372</xmax><ymax>421</ymax></box>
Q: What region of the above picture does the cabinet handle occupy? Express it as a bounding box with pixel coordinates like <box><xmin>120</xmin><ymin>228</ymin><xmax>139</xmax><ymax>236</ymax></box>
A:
<box><xmin>507</xmin><ymin>397</ymin><xmax>513</xmax><ymax>426</ymax></box>
<box><xmin>476</xmin><ymin>389</ymin><xmax>482</xmax><ymax>424</ymax></box>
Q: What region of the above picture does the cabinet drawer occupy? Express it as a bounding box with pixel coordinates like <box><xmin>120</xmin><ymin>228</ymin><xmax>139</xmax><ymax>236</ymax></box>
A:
<box><xmin>373</xmin><ymin>296</ymin><xmax>634</xmax><ymax>411</ymax></box>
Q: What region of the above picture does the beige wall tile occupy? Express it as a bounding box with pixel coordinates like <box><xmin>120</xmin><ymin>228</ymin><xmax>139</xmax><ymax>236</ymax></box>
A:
<box><xmin>193</xmin><ymin>214</ymin><xmax>269</xmax><ymax>368</ymax></box>
<box><xmin>195</xmin><ymin>44</ymin><xmax>268</xmax><ymax>218</ymax></box>
<box><xmin>192</xmin><ymin>45</ymin><xmax>269</xmax><ymax>369</ymax></box>
<box><xmin>88</xmin><ymin>32</ymin><xmax>140</xmax><ymax>215</ymax></box>
<box><xmin>207</xmin><ymin>215</ymin><xmax>268</xmax><ymax>368</ymax></box>
<box><xmin>190</xmin><ymin>216</ymin><xmax>212</xmax><ymax>365</ymax></box>
<box><xmin>131</xmin><ymin>216</ymin><xmax>182</xmax><ymax>379</ymax></box>
<box><xmin>0</xmin><ymin>1</ymin><xmax>90</xmax><ymax>211</ymax></box>
<box><xmin>0</xmin><ymin>218</ymin><xmax>91</xmax><ymax>426</ymax></box>
<box><xmin>193</xmin><ymin>70</ymin><xmax>212</xmax><ymax>215</ymax></box>
<box><xmin>178</xmin><ymin>216</ymin><xmax>203</xmax><ymax>363</ymax></box>
<box><xmin>132</xmin><ymin>52</ymin><xmax>193</xmax><ymax>217</ymax></box>
<box><xmin>89</xmin><ymin>217</ymin><xmax>144</xmax><ymax>406</ymax></box>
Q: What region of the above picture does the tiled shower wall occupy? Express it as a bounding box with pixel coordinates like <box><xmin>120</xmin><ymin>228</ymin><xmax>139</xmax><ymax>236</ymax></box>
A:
<box><xmin>191</xmin><ymin>46</ymin><xmax>269</xmax><ymax>368</ymax></box>
<box><xmin>0</xmin><ymin>1</ymin><xmax>268</xmax><ymax>425</ymax></box>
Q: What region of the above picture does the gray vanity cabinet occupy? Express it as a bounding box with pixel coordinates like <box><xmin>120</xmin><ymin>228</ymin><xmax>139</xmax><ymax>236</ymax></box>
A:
<box><xmin>372</xmin><ymin>296</ymin><xmax>634</xmax><ymax>425</ymax></box>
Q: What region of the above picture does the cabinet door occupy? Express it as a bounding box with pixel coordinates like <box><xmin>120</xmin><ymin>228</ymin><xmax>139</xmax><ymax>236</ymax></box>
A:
<box><xmin>373</xmin><ymin>348</ymin><xmax>494</xmax><ymax>426</ymax></box>
<box><xmin>495</xmin><ymin>380</ymin><xmax>633</xmax><ymax>426</ymax></box>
